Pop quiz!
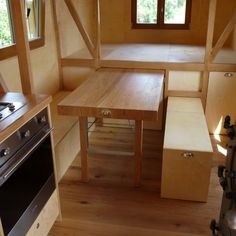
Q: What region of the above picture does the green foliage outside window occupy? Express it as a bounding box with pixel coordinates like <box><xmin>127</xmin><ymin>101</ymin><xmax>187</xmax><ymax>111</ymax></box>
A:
<box><xmin>165</xmin><ymin>0</ymin><xmax>186</xmax><ymax>24</ymax></box>
<box><xmin>137</xmin><ymin>0</ymin><xmax>186</xmax><ymax>24</ymax></box>
<box><xmin>137</xmin><ymin>0</ymin><xmax>158</xmax><ymax>24</ymax></box>
<box><xmin>0</xmin><ymin>0</ymin><xmax>13</xmax><ymax>48</ymax></box>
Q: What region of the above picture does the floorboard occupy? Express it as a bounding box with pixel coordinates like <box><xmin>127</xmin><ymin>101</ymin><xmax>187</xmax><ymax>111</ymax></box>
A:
<box><xmin>49</xmin><ymin>127</ymin><xmax>227</xmax><ymax>236</ymax></box>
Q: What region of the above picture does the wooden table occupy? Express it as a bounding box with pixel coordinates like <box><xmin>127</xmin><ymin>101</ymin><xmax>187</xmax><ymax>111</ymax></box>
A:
<box><xmin>58</xmin><ymin>68</ymin><xmax>164</xmax><ymax>186</ymax></box>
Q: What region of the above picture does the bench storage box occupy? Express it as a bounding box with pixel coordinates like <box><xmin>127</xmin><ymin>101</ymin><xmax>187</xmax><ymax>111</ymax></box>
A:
<box><xmin>161</xmin><ymin>97</ymin><xmax>213</xmax><ymax>202</ymax></box>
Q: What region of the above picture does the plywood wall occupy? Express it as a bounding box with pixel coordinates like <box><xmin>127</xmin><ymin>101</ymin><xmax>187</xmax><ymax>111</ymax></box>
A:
<box><xmin>214</xmin><ymin>0</ymin><xmax>236</xmax><ymax>47</ymax></box>
<box><xmin>168</xmin><ymin>71</ymin><xmax>202</xmax><ymax>92</ymax></box>
<box><xmin>55</xmin><ymin>0</ymin><xmax>95</xmax><ymax>90</ymax></box>
<box><xmin>100</xmin><ymin>0</ymin><xmax>234</xmax><ymax>46</ymax></box>
<box><xmin>233</xmin><ymin>26</ymin><xmax>236</xmax><ymax>50</ymax></box>
<box><xmin>206</xmin><ymin>72</ymin><xmax>236</xmax><ymax>135</ymax></box>
<box><xmin>56</xmin><ymin>0</ymin><xmax>95</xmax><ymax>58</ymax></box>
<box><xmin>0</xmin><ymin>0</ymin><xmax>60</xmax><ymax>95</ymax></box>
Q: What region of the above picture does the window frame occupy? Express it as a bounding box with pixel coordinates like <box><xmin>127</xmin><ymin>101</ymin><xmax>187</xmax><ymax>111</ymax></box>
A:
<box><xmin>131</xmin><ymin>0</ymin><xmax>192</xmax><ymax>30</ymax></box>
<box><xmin>0</xmin><ymin>0</ymin><xmax>45</xmax><ymax>61</ymax></box>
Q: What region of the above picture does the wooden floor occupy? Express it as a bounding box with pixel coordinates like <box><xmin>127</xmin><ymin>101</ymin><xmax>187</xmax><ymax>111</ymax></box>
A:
<box><xmin>49</xmin><ymin>126</ymin><xmax>227</xmax><ymax>236</ymax></box>
<box><xmin>67</xmin><ymin>43</ymin><xmax>236</xmax><ymax>64</ymax></box>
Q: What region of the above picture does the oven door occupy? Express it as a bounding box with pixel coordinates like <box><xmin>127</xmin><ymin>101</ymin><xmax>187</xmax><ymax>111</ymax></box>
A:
<box><xmin>0</xmin><ymin>129</ymin><xmax>55</xmax><ymax>236</ymax></box>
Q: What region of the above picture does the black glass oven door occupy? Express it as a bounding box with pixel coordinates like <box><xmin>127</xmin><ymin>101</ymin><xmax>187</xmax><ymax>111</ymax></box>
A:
<box><xmin>0</xmin><ymin>133</ymin><xmax>55</xmax><ymax>236</ymax></box>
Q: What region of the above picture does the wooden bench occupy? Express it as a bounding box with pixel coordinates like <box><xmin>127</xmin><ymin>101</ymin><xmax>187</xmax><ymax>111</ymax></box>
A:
<box><xmin>50</xmin><ymin>91</ymin><xmax>81</xmax><ymax>181</ymax></box>
<box><xmin>161</xmin><ymin>97</ymin><xmax>213</xmax><ymax>202</ymax></box>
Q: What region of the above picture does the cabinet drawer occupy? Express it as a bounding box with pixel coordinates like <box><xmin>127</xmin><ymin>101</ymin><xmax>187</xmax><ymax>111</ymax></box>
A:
<box><xmin>161</xmin><ymin>149</ymin><xmax>212</xmax><ymax>202</ymax></box>
<box><xmin>26</xmin><ymin>190</ymin><xmax>59</xmax><ymax>236</ymax></box>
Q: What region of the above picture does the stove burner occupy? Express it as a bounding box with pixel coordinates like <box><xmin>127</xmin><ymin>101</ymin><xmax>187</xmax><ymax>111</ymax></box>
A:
<box><xmin>0</xmin><ymin>102</ymin><xmax>25</xmax><ymax>121</ymax></box>
<box><xmin>0</xmin><ymin>103</ymin><xmax>9</xmax><ymax>112</ymax></box>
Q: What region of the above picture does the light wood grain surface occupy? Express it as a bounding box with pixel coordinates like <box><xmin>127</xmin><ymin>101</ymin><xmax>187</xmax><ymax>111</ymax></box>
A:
<box><xmin>65</xmin><ymin>43</ymin><xmax>236</xmax><ymax>65</ymax></box>
<box><xmin>164</xmin><ymin>97</ymin><xmax>213</xmax><ymax>152</ymax></box>
<box><xmin>0</xmin><ymin>92</ymin><xmax>51</xmax><ymax>142</ymax></box>
<box><xmin>58</xmin><ymin>68</ymin><xmax>164</xmax><ymax>120</ymax></box>
<box><xmin>49</xmin><ymin>128</ymin><xmax>225</xmax><ymax>236</ymax></box>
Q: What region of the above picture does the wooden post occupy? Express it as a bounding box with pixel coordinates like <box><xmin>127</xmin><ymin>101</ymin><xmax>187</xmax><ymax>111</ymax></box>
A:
<box><xmin>134</xmin><ymin>120</ymin><xmax>143</xmax><ymax>187</ymax></box>
<box><xmin>164</xmin><ymin>70</ymin><xmax>169</xmax><ymax>99</ymax></box>
<box><xmin>51</xmin><ymin>0</ymin><xmax>64</xmax><ymax>90</ymax></box>
<box><xmin>202</xmin><ymin>0</ymin><xmax>217</xmax><ymax>109</ymax></box>
<box><xmin>95</xmin><ymin>0</ymin><xmax>101</xmax><ymax>69</ymax></box>
<box><xmin>204</xmin><ymin>0</ymin><xmax>217</xmax><ymax>64</ymax></box>
<box><xmin>201</xmin><ymin>71</ymin><xmax>210</xmax><ymax>109</ymax></box>
<box><xmin>11</xmin><ymin>0</ymin><xmax>34</xmax><ymax>94</ymax></box>
<box><xmin>79</xmin><ymin>117</ymin><xmax>89</xmax><ymax>182</ymax></box>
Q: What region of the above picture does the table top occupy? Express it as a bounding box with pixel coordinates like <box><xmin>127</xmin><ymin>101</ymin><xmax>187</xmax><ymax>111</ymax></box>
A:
<box><xmin>58</xmin><ymin>69</ymin><xmax>164</xmax><ymax>120</ymax></box>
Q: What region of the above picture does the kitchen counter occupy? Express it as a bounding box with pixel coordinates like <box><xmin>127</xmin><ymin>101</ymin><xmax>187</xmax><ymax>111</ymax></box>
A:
<box><xmin>0</xmin><ymin>92</ymin><xmax>52</xmax><ymax>142</ymax></box>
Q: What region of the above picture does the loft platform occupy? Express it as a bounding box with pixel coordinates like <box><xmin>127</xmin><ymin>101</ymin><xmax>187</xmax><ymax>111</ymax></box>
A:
<box><xmin>61</xmin><ymin>43</ymin><xmax>236</xmax><ymax>71</ymax></box>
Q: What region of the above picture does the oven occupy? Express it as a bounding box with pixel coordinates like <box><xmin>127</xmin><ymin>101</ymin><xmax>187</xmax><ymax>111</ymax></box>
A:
<box><xmin>0</xmin><ymin>108</ymin><xmax>56</xmax><ymax>236</ymax></box>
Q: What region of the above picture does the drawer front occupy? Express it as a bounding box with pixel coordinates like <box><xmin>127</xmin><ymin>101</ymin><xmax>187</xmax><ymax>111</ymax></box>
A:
<box><xmin>95</xmin><ymin>108</ymin><xmax>158</xmax><ymax>120</ymax></box>
<box><xmin>161</xmin><ymin>149</ymin><xmax>212</xmax><ymax>202</ymax></box>
<box><xmin>26</xmin><ymin>190</ymin><xmax>59</xmax><ymax>236</ymax></box>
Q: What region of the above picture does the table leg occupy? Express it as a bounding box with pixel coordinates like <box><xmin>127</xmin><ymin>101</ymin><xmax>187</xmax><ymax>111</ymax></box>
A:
<box><xmin>79</xmin><ymin>116</ymin><xmax>89</xmax><ymax>182</ymax></box>
<box><xmin>96</xmin><ymin>118</ymin><xmax>103</xmax><ymax>127</ymax></box>
<box><xmin>134</xmin><ymin>120</ymin><xmax>143</xmax><ymax>187</ymax></box>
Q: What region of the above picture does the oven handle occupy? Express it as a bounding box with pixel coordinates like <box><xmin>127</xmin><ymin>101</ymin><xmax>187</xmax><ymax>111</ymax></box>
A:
<box><xmin>0</xmin><ymin>128</ymin><xmax>53</xmax><ymax>180</ymax></box>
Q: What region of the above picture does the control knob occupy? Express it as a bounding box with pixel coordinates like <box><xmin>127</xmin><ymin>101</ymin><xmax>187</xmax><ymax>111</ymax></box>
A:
<box><xmin>38</xmin><ymin>116</ymin><xmax>47</xmax><ymax>124</ymax></box>
<box><xmin>0</xmin><ymin>147</ymin><xmax>10</xmax><ymax>157</ymax></box>
<box><xmin>8</xmin><ymin>103</ymin><xmax>15</xmax><ymax>112</ymax></box>
<box><xmin>21</xmin><ymin>130</ymin><xmax>31</xmax><ymax>138</ymax></box>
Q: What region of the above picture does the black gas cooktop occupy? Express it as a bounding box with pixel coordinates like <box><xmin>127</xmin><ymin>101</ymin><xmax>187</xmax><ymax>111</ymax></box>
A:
<box><xmin>0</xmin><ymin>102</ymin><xmax>25</xmax><ymax>121</ymax></box>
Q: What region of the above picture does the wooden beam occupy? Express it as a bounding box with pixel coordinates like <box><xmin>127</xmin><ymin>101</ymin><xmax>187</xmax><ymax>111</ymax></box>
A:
<box><xmin>60</xmin><ymin>58</ymin><xmax>236</xmax><ymax>72</ymax></box>
<box><xmin>64</xmin><ymin>0</ymin><xmax>96</xmax><ymax>58</ymax></box>
<box><xmin>95</xmin><ymin>0</ymin><xmax>101</xmax><ymax>69</ymax></box>
<box><xmin>201</xmin><ymin>71</ymin><xmax>210</xmax><ymax>110</ymax></box>
<box><xmin>51</xmin><ymin>0</ymin><xmax>64</xmax><ymax>90</ymax></box>
<box><xmin>167</xmin><ymin>91</ymin><xmax>202</xmax><ymax>98</ymax></box>
<box><xmin>61</xmin><ymin>58</ymin><xmax>96</xmax><ymax>67</ymax></box>
<box><xmin>210</xmin><ymin>13</ymin><xmax>236</xmax><ymax>62</ymax></box>
<box><xmin>11</xmin><ymin>0</ymin><xmax>34</xmax><ymax>94</ymax></box>
<box><xmin>208</xmin><ymin>63</ymin><xmax>236</xmax><ymax>72</ymax></box>
<box><xmin>204</xmin><ymin>0</ymin><xmax>217</xmax><ymax>65</ymax></box>
<box><xmin>164</xmin><ymin>70</ymin><xmax>169</xmax><ymax>99</ymax></box>
<box><xmin>100</xmin><ymin>60</ymin><xmax>205</xmax><ymax>71</ymax></box>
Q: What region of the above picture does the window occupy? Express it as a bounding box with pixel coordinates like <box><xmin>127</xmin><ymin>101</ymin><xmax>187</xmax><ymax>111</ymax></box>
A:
<box><xmin>0</xmin><ymin>0</ymin><xmax>14</xmax><ymax>48</ymax></box>
<box><xmin>0</xmin><ymin>0</ymin><xmax>45</xmax><ymax>60</ymax></box>
<box><xmin>132</xmin><ymin>0</ymin><xmax>192</xmax><ymax>29</ymax></box>
<box><xmin>25</xmin><ymin>0</ymin><xmax>42</xmax><ymax>41</ymax></box>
